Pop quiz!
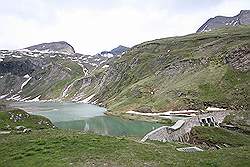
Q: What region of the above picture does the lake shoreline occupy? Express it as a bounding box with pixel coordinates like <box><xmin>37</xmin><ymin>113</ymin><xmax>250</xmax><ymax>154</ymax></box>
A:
<box><xmin>9</xmin><ymin>101</ymin><xmax>164</xmax><ymax>137</ymax></box>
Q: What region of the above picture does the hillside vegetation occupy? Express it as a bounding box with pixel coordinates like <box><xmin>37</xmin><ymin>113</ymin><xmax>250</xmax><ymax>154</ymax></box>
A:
<box><xmin>92</xmin><ymin>26</ymin><xmax>250</xmax><ymax>115</ymax></box>
<box><xmin>0</xmin><ymin>129</ymin><xmax>249</xmax><ymax>167</ymax></box>
<box><xmin>0</xmin><ymin>108</ymin><xmax>54</xmax><ymax>131</ymax></box>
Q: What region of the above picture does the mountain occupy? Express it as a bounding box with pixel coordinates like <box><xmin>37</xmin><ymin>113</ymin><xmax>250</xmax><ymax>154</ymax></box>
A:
<box><xmin>98</xmin><ymin>45</ymin><xmax>129</xmax><ymax>58</ymax></box>
<box><xmin>197</xmin><ymin>10</ymin><xmax>250</xmax><ymax>32</ymax></box>
<box><xmin>0</xmin><ymin>26</ymin><xmax>249</xmax><ymax>115</ymax></box>
<box><xmin>25</xmin><ymin>41</ymin><xmax>75</xmax><ymax>54</ymax></box>
<box><xmin>0</xmin><ymin>49</ymin><xmax>84</xmax><ymax>101</ymax></box>
<box><xmin>0</xmin><ymin>42</ymin><xmax>130</xmax><ymax>102</ymax></box>
<box><xmin>89</xmin><ymin>26</ymin><xmax>250</xmax><ymax>116</ymax></box>
<box><xmin>0</xmin><ymin>43</ymin><xmax>112</xmax><ymax>102</ymax></box>
<box><xmin>110</xmin><ymin>45</ymin><xmax>129</xmax><ymax>56</ymax></box>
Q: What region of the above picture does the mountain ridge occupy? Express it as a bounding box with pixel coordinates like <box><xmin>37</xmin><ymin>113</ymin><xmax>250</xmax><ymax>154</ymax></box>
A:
<box><xmin>25</xmin><ymin>41</ymin><xmax>75</xmax><ymax>54</ymax></box>
<box><xmin>0</xmin><ymin>26</ymin><xmax>249</xmax><ymax>115</ymax></box>
<box><xmin>197</xmin><ymin>10</ymin><xmax>250</xmax><ymax>32</ymax></box>
<box><xmin>89</xmin><ymin>26</ymin><xmax>250</xmax><ymax>115</ymax></box>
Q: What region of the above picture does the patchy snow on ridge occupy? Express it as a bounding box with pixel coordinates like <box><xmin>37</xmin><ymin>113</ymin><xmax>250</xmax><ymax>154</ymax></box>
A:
<box><xmin>0</xmin><ymin>94</ymin><xmax>9</xmax><ymax>99</ymax></box>
<box><xmin>102</xmin><ymin>65</ymin><xmax>109</xmax><ymax>68</ymax></box>
<box><xmin>26</xmin><ymin>95</ymin><xmax>41</xmax><ymax>102</ymax></box>
<box><xmin>100</xmin><ymin>53</ymin><xmax>114</xmax><ymax>58</ymax></box>
<box><xmin>21</xmin><ymin>76</ymin><xmax>32</xmax><ymax>90</ymax></box>
<box><xmin>78</xmin><ymin>94</ymin><xmax>95</xmax><ymax>103</ymax></box>
<box><xmin>62</xmin><ymin>82</ymin><xmax>74</xmax><ymax>98</ymax></box>
<box><xmin>62</xmin><ymin>77</ymin><xmax>84</xmax><ymax>98</ymax></box>
<box><xmin>78</xmin><ymin>63</ymin><xmax>88</xmax><ymax>76</ymax></box>
<box><xmin>126</xmin><ymin>110</ymin><xmax>199</xmax><ymax>116</ymax></box>
<box><xmin>23</xmin><ymin>74</ymin><xmax>30</xmax><ymax>79</ymax></box>
<box><xmin>12</xmin><ymin>55</ymin><xmax>22</xmax><ymax>58</ymax></box>
<box><xmin>6</xmin><ymin>94</ymin><xmax>21</xmax><ymax>101</ymax></box>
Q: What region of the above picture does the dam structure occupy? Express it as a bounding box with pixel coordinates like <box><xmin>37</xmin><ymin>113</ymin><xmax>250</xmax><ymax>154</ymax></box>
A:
<box><xmin>141</xmin><ymin>111</ymin><xmax>231</xmax><ymax>143</ymax></box>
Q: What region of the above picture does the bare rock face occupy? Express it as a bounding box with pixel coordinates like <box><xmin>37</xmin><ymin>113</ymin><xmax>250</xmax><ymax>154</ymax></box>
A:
<box><xmin>25</xmin><ymin>41</ymin><xmax>75</xmax><ymax>54</ymax></box>
<box><xmin>224</xmin><ymin>45</ymin><xmax>250</xmax><ymax>72</ymax></box>
<box><xmin>197</xmin><ymin>10</ymin><xmax>250</xmax><ymax>32</ymax></box>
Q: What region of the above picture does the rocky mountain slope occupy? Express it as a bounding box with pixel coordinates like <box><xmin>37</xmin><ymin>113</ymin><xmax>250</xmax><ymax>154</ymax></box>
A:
<box><xmin>89</xmin><ymin>26</ymin><xmax>250</xmax><ymax>115</ymax></box>
<box><xmin>197</xmin><ymin>10</ymin><xmax>250</xmax><ymax>32</ymax></box>
<box><xmin>0</xmin><ymin>43</ymin><xmax>126</xmax><ymax>102</ymax></box>
<box><xmin>0</xmin><ymin>26</ymin><xmax>249</xmax><ymax>116</ymax></box>
<box><xmin>25</xmin><ymin>41</ymin><xmax>75</xmax><ymax>54</ymax></box>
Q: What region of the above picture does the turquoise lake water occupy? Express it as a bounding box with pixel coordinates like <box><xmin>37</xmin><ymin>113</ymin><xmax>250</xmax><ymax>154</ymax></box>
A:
<box><xmin>12</xmin><ymin>102</ymin><xmax>162</xmax><ymax>137</ymax></box>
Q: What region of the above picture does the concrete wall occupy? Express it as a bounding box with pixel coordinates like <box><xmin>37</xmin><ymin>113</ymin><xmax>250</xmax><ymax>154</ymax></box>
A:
<box><xmin>141</xmin><ymin>111</ymin><xmax>231</xmax><ymax>143</ymax></box>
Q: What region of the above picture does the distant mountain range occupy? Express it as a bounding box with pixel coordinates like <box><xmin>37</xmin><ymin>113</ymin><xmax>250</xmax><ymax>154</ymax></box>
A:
<box><xmin>197</xmin><ymin>10</ymin><xmax>250</xmax><ymax>32</ymax></box>
<box><xmin>0</xmin><ymin>41</ymin><xmax>129</xmax><ymax>102</ymax></box>
<box><xmin>0</xmin><ymin>10</ymin><xmax>249</xmax><ymax>114</ymax></box>
<box><xmin>24</xmin><ymin>41</ymin><xmax>129</xmax><ymax>58</ymax></box>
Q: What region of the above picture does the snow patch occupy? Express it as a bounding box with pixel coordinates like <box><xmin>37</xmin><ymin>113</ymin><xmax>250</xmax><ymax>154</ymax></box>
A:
<box><xmin>100</xmin><ymin>53</ymin><xmax>114</xmax><ymax>58</ymax></box>
<box><xmin>102</xmin><ymin>65</ymin><xmax>109</xmax><ymax>68</ymax></box>
<box><xmin>78</xmin><ymin>63</ymin><xmax>88</xmax><ymax>76</ymax></box>
<box><xmin>0</xmin><ymin>94</ymin><xmax>9</xmax><ymax>99</ymax></box>
<box><xmin>62</xmin><ymin>77</ymin><xmax>84</xmax><ymax>98</ymax></box>
<box><xmin>126</xmin><ymin>110</ymin><xmax>199</xmax><ymax>117</ymax></box>
<box><xmin>78</xmin><ymin>94</ymin><xmax>95</xmax><ymax>103</ymax></box>
<box><xmin>21</xmin><ymin>76</ymin><xmax>32</xmax><ymax>90</ymax></box>
<box><xmin>23</xmin><ymin>74</ymin><xmax>30</xmax><ymax>79</ymax></box>
<box><xmin>12</xmin><ymin>55</ymin><xmax>22</xmax><ymax>58</ymax></box>
<box><xmin>19</xmin><ymin>96</ymin><xmax>31</xmax><ymax>102</ymax></box>
<box><xmin>6</xmin><ymin>94</ymin><xmax>21</xmax><ymax>101</ymax></box>
<box><xmin>66</xmin><ymin>67</ymin><xmax>71</xmax><ymax>71</ymax></box>
<box><xmin>27</xmin><ymin>95</ymin><xmax>41</xmax><ymax>102</ymax></box>
<box><xmin>206</xmin><ymin>107</ymin><xmax>226</xmax><ymax>111</ymax></box>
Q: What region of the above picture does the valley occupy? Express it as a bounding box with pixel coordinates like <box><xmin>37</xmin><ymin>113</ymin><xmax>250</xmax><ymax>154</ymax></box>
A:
<box><xmin>0</xmin><ymin>9</ymin><xmax>249</xmax><ymax>167</ymax></box>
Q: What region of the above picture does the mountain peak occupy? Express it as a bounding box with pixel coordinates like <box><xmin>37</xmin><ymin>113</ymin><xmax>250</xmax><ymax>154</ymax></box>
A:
<box><xmin>25</xmin><ymin>41</ymin><xmax>75</xmax><ymax>54</ymax></box>
<box><xmin>98</xmin><ymin>45</ymin><xmax>129</xmax><ymax>58</ymax></box>
<box><xmin>196</xmin><ymin>10</ymin><xmax>250</xmax><ymax>33</ymax></box>
<box><xmin>110</xmin><ymin>45</ymin><xmax>129</xmax><ymax>56</ymax></box>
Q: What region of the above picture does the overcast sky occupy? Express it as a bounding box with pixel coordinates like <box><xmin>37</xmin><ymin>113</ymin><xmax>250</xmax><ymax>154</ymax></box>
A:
<box><xmin>0</xmin><ymin>0</ymin><xmax>249</xmax><ymax>54</ymax></box>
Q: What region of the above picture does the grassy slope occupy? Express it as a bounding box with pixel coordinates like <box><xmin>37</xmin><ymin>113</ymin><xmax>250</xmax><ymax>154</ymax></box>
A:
<box><xmin>189</xmin><ymin>126</ymin><xmax>250</xmax><ymax>147</ymax></box>
<box><xmin>0</xmin><ymin>108</ymin><xmax>54</xmax><ymax>130</ymax></box>
<box><xmin>223</xmin><ymin>111</ymin><xmax>250</xmax><ymax>134</ymax></box>
<box><xmin>0</xmin><ymin>129</ymin><xmax>249</xmax><ymax>167</ymax></box>
<box><xmin>96</xmin><ymin>26</ymin><xmax>250</xmax><ymax>114</ymax></box>
<box><xmin>42</xmin><ymin>58</ymin><xmax>85</xmax><ymax>99</ymax></box>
